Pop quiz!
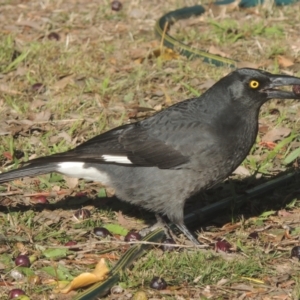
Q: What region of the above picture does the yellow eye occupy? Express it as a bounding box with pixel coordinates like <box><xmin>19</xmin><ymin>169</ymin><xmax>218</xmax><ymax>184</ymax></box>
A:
<box><xmin>249</xmin><ymin>80</ymin><xmax>260</xmax><ymax>89</ymax></box>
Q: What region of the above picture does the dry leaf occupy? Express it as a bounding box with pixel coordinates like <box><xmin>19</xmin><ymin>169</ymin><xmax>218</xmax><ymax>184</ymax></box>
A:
<box><xmin>199</xmin><ymin>79</ymin><xmax>216</xmax><ymax>90</ymax></box>
<box><xmin>117</xmin><ymin>211</ymin><xmax>130</xmax><ymax>229</ymax></box>
<box><xmin>277</xmin><ymin>55</ymin><xmax>294</xmax><ymax>68</ymax></box>
<box><xmin>130</xmin><ymin>48</ymin><xmax>149</xmax><ymax>60</ymax></box>
<box><xmin>29</xmin><ymin>111</ymin><xmax>52</xmax><ymax>122</ymax></box>
<box><xmin>236</xmin><ymin>61</ymin><xmax>259</xmax><ymax>69</ymax></box>
<box><xmin>2</xmin><ymin>152</ymin><xmax>13</xmax><ymax>160</ymax></box>
<box><xmin>31</xmin><ymin>99</ymin><xmax>47</xmax><ymax>110</ymax></box>
<box><xmin>52</xmin><ymin>74</ymin><xmax>74</xmax><ymax>91</ymax></box>
<box><xmin>217</xmin><ymin>278</ymin><xmax>229</xmax><ymax>286</ymax></box>
<box><xmin>0</xmin><ymin>83</ymin><xmax>22</xmax><ymax>95</ymax></box>
<box><xmin>128</xmin><ymin>8</ymin><xmax>146</xmax><ymax>19</ymax></box>
<box><xmin>207</xmin><ymin>0</ymin><xmax>239</xmax><ymax>17</ymax></box>
<box><xmin>63</xmin><ymin>176</ymin><xmax>79</xmax><ymax>189</ymax></box>
<box><xmin>209</xmin><ymin>46</ymin><xmax>229</xmax><ymax>58</ymax></box>
<box><xmin>261</xmin><ymin>127</ymin><xmax>291</xmax><ymax>143</ymax></box>
<box><xmin>233</xmin><ymin>166</ymin><xmax>251</xmax><ymax>176</ymax></box>
<box><xmin>50</xmin><ymin>131</ymin><xmax>72</xmax><ymax>144</ymax></box>
<box><xmin>277</xmin><ymin>209</ymin><xmax>293</xmax><ymax>217</ymax></box>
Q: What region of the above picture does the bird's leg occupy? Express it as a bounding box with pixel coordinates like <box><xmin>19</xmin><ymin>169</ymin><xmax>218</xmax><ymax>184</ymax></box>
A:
<box><xmin>139</xmin><ymin>214</ymin><xmax>172</xmax><ymax>239</ymax></box>
<box><xmin>176</xmin><ymin>223</ymin><xmax>201</xmax><ymax>245</ymax></box>
<box><xmin>139</xmin><ymin>214</ymin><xmax>201</xmax><ymax>246</ymax></box>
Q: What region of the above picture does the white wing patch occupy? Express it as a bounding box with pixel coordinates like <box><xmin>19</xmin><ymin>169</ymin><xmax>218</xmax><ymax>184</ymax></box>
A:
<box><xmin>57</xmin><ymin>162</ymin><xmax>111</xmax><ymax>185</ymax></box>
<box><xmin>101</xmin><ymin>155</ymin><xmax>132</xmax><ymax>164</ymax></box>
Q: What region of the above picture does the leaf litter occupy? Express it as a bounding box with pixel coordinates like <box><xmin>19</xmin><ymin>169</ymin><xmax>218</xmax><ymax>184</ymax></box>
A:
<box><xmin>1</xmin><ymin>0</ymin><xmax>300</xmax><ymax>299</ymax></box>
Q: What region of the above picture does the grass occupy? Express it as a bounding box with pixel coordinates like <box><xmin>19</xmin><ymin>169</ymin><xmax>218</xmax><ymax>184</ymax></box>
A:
<box><xmin>1</xmin><ymin>0</ymin><xmax>300</xmax><ymax>299</ymax></box>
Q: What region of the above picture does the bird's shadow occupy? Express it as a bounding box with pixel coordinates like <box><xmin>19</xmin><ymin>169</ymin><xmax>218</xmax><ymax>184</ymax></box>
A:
<box><xmin>1</xmin><ymin>167</ymin><xmax>300</xmax><ymax>233</ymax></box>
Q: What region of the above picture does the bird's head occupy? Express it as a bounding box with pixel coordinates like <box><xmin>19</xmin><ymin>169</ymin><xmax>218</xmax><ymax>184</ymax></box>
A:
<box><xmin>225</xmin><ymin>68</ymin><xmax>300</xmax><ymax>108</ymax></box>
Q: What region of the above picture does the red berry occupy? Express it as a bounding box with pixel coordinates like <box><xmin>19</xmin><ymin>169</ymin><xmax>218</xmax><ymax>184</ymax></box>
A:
<box><xmin>31</xmin><ymin>83</ymin><xmax>46</xmax><ymax>94</ymax></box>
<box><xmin>291</xmin><ymin>246</ymin><xmax>300</xmax><ymax>259</ymax></box>
<box><xmin>124</xmin><ymin>231</ymin><xmax>141</xmax><ymax>242</ymax></box>
<box><xmin>75</xmin><ymin>192</ymin><xmax>87</xmax><ymax>197</ymax></box>
<box><xmin>269</xmin><ymin>108</ymin><xmax>280</xmax><ymax>115</ymax></box>
<box><xmin>293</xmin><ymin>85</ymin><xmax>300</xmax><ymax>96</ymax></box>
<box><xmin>93</xmin><ymin>227</ymin><xmax>112</xmax><ymax>238</ymax></box>
<box><xmin>111</xmin><ymin>0</ymin><xmax>122</xmax><ymax>11</ymax></box>
<box><xmin>47</xmin><ymin>32</ymin><xmax>60</xmax><ymax>41</ymax></box>
<box><xmin>150</xmin><ymin>276</ymin><xmax>167</xmax><ymax>290</ymax></box>
<box><xmin>248</xmin><ymin>232</ymin><xmax>259</xmax><ymax>240</ymax></box>
<box><xmin>8</xmin><ymin>289</ymin><xmax>26</xmax><ymax>299</ymax></box>
<box><xmin>215</xmin><ymin>240</ymin><xmax>231</xmax><ymax>252</ymax></box>
<box><xmin>65</xmin><ymin>241</ymin><xmax>77</xmax><ymax>246</ymax></box>
<box><xmin>31</xmin><ymin>195</ymin><xmax>49</xmax><ymax>204</ymax></box>
<box><xmin>15</xmin><ymin>255</ymin><xmax>30</xmax><ymax>267</ymax></box>
<box><xmin>65</xmin><ymin>241</ymin><xmax>80</xmax><ymax>250</ymax></box>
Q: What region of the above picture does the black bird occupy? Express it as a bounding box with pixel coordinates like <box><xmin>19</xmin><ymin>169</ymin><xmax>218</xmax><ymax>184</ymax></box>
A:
<box><xmin>1</xmin><ymin>68</ymin><xmax>300</xmax><ymax>245</ymax></box>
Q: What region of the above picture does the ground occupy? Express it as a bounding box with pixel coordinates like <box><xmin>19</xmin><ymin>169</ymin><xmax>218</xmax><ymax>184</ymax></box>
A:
<box><xmin>1</xmin><ymin>0</ymin><xmax>300</xmax><ymax>299</ymax></box>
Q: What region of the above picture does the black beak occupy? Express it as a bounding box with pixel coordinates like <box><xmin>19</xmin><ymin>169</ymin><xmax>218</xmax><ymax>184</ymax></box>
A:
<box><xmin>262</xmin><ymin>74</ymin><xmax>300</xmax><ymax>99</ymax></box>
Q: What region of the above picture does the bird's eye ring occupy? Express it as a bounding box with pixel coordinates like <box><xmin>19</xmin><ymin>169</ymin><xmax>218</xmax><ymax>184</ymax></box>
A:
<box><xmin>249</xmin><ymin>80</ymin><xmax>260</xmax><ymax>89</ymax></box>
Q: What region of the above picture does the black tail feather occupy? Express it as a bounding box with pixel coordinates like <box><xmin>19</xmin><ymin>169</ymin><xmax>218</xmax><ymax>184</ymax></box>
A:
<box><xmin>0</xmin><ymin>163</ymin><xmax>57</xmax><ymax>184</ymax></box>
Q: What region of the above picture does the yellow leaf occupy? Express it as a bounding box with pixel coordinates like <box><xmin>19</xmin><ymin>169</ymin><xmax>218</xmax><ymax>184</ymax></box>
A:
<box><xmin>92</xmin><ymin>258</ymin><xmax>110</xmax><ymax>279</ymax></box>
<box><xmin>60</xmin><ymin>258</ymin><xmax>109</xmax><ymax>294</ymax></box>
<box><xmin>60</xmin><ymin>273</ymin><xmax>99</xmax><ymax>293</ymax></box>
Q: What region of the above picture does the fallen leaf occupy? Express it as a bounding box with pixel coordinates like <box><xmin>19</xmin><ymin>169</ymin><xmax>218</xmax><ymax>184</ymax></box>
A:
<box><xmin>0</xmin><ymin>122</ymin><xmax>11</xmax><ymax>135</ymax></box>
<box><xmin>103</xmin><ymin>223</ymin><xmax>129</xmax><ymax>236</ymax></box>
<box><xmin>2</xmin><ymin>152</ymin><xmax>13</xmax><ymax>160</ymax></box>
<box><xmin>230</xmin><ymin>283</ymin><xmax>253</xmax><ymax>291</ymax></box>
<box><xmin>237</xmin><ymin>61</ymin><xmax>259</xmax><ymax>69</ymax></box>
<box><xmin>60</xmin><ymin>258</ymin><xmax>109</xmax><ymax>293</ymax></box>
<box><xmin>52</xmin><ymin>74</ymin><xmax>74</xmax><ymax>91</ymax></box>
<box><xmin>199</xmin><ymin>79</ymin><xmax>216</xmax><ymax>90</ymax></box>
<box><xmin>206</xmin><ymin>0</ymin><xmax>239</xmax><ymax>17</ymax></box>
<box><xmin>261</xmin><ymin>127</ymin><xmax>291</xmax><ymax>143</ymax></box>
<box><xmin>233</xmin><ymin>166</ymin><xmax>251</xmax><ymax>176</ymax></box>
<box><xmin>209</xmin><ymin>46</ymin><xmax>229</xmax><ymax>58</ymax></box>
<box><xmin>277</xmin><ymin>209</ymin><xmax>293</xmax><ymax>217</ymax></box>
<box><xmin>128</xmin><ymin>8</ymin><xmax>146</xmax><ymax>19</ymax></box>
<box><xmin>31</xmin><ymin>99</ymin><xmax>47</xmax><ymax>110</ymax></box>
<box><xmin>117</xmin><ymin>211</ymin><xmax>131</xmax><ymax>228</ymax></box>
<box><xmin>277</xmin><ymin>55</ymin><xmax>294</xmax><ymax>68</ymax></box>
<box><xmin>50</xmin><ymin>131</ymin><xmax>72</xmax><ymax>144</ymax></box>
<box><xmin>259</xmin><ymin>141</ymin><xmax>276</xmax><ymax>149</ymax></box>
<box><xmin>29</xmin><ymin>111</ymin><xmax>52</xmax><ymax>122</ymax></box>
<box><xmin>0</xmin><ymin>84</ymin><xmax>22</xmax><ymax>95</ymax></box>
<box><xmin>63</xmin><ymin>176</ymin><xmax>79</xmax><ymax>189</ymax></box>
<box><xmin>217</xmin><ymin>278</ymin><xmax>229</xmax><ymax>286</ymax></box>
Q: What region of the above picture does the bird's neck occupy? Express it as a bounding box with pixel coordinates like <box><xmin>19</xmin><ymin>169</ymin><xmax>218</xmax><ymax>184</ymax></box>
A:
<box><xmin>213</xmin><ymin>103</ymin><xmax>260</xmax><ymax>169</ymax></box>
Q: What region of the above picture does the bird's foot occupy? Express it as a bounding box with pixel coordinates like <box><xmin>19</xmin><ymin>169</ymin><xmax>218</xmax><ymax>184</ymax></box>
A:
<box><xmin>176</xmin><ymin>223</ymin><xmax>201</xmax><ymax>245</ymax></box>
<box><xmin>139</xmin><ymin>214</ymin><xmax>172</xmax><ymax>239</ymax></box>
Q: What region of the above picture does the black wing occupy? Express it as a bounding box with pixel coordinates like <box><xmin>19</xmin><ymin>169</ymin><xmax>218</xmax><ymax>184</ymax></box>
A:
<box><xmin>17</xmin><ymin>97</ymin><xmax>217</xmax><ymax>170</ymax></box>
<box><xmin>29</xmin><ymin>122</ymin><xmax>189</xmax><ymax>169</ymax></box>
